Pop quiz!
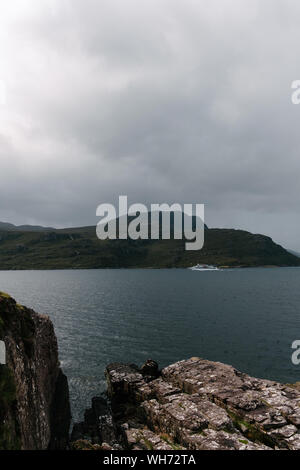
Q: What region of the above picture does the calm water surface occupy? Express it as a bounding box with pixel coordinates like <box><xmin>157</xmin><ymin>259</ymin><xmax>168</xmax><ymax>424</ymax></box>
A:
<box><xmin>0</xmin><ymin>268</ymin><xmax>299</xmax><ymax>421</ymax></box>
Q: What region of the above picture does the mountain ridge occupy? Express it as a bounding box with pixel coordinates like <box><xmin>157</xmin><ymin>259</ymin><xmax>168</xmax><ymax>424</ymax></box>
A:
<box><xmin>0</xmin><ymin>221</ymin><xmax>54</xmax><ymax>232</ymax></box>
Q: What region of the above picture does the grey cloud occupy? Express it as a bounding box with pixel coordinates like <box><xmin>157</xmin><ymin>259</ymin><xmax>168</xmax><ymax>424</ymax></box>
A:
<box><xmin>0</xmin><ymin>0</ymin><xmax>300</xmax><ymax>248</ymax></box>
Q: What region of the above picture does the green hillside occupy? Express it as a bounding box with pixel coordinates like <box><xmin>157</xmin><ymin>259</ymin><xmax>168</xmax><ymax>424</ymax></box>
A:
<box><xmin>0</xmin><ymin>224</ymin><xmax>298</xmax><ymax>269</ymax></box>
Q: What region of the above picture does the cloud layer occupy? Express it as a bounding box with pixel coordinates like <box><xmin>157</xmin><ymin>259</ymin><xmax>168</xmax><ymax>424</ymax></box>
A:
<box><xmin>0</xmin><ymin>0</ymin><xmax>300</xmax><ymax>249</ymax></box>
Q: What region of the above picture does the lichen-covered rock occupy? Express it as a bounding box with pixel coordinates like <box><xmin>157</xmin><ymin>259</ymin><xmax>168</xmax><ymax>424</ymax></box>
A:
<box><xmin>72</xmin><ymin>357</ymin><xmax>300</xmax><ymax>450</ymax></box>
<box><xmin>0</xmin><ymin>292</ymin><xmax>71</xmax><ymax>450</ymax></box>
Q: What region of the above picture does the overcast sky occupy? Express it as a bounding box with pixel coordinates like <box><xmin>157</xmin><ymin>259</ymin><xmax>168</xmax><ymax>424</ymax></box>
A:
<box><xmin>0</xmin><ymin>0</ymin><xmax>300</xmax><ymax>249</ymax></box>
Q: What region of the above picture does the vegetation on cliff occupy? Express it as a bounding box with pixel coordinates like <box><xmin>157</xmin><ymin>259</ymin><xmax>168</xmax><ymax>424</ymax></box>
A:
<box><xmin>0</xmin><ymin>292</ymin><xmax>30</xmax><ymax>449</ymax></box>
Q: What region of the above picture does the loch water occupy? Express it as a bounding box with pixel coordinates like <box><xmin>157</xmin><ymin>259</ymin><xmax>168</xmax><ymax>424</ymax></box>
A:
<box><xmin>0</xmin><ymin>267</ymin><xmax>299</xmax><ymax>421</ymax></box>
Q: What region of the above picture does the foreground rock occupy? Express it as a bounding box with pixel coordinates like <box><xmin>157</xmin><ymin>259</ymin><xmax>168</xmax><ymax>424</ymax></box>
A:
<box><xmin>72</xmin><ymin>358</ymin><xmax>300</xmax><ymax>450</ymax></box>
<box><xmin>0</xmin><ymin>292</ymin><xmax>71</xmax><ymax>449</ymax></box>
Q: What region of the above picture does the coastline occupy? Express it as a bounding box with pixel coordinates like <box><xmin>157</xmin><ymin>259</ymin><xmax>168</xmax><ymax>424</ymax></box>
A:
<box><xmin>0</xmin><ymin>264</ymin><xmax>299</xmax><ymax>271</ymax></box>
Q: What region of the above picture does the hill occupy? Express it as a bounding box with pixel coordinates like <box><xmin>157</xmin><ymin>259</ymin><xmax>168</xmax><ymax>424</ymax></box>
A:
<box><xmin>0</xmin><ymin>221</ymin><xmax>54</xmax><ymax>232</ymax></box>
<box><xmin>0</xmin><ymin>222</ymin><xmax>298</xmax><ymax>269</ymax></box>
<box><xmin>287</xmin><ymin>249</ymin><xmax>300</xmax><ymax>258</ymax></box>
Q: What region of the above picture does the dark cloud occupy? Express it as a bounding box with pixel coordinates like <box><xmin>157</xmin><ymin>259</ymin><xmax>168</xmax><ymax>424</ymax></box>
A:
<box><xmin>0</xmin><ymin>0</ymin><xmax>300</xmax><ymax>248</ymax></box>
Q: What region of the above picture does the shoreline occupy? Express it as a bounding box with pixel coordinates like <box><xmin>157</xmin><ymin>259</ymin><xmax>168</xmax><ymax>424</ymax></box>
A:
<box><xmin>0</xmin><ymin>265</ymin><xmax>300</xmax><ymax>272</ymax></box>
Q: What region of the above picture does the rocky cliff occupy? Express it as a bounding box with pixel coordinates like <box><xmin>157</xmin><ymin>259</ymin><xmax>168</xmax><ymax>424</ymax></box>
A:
<box><xmin>0</xmin><ymin>292</ymin><xmax>71</xmax><ymax>450</ymax></box>
<box><xmin>72</xmin><ymin>358</ymin><xmax>300</xmax><ymax>450</ymax></box>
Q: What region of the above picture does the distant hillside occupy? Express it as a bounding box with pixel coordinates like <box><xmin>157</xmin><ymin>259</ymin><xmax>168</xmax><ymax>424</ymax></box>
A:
<box><xmin>0</xmin><ymin>221</ymin><xmax>54</xmax><ymax>232</ymax></box>
<box><xmin>287</xmin><ymin>249</ymin><xmax>300</xmax><ymax>258</ymax></box>
<box><xmin>0</xmin><ymin>223</ymin><xmax>298</xmax><ymax>269</ymax></box>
